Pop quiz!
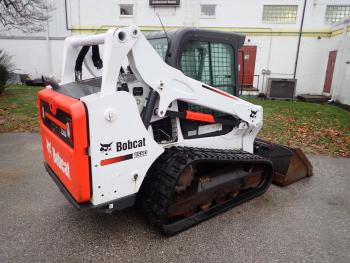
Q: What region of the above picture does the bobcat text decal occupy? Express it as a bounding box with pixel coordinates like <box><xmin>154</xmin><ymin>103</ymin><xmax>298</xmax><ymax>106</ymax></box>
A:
<box><xmin>116</xmin><ymin>138</ymin><xmax>146</xmax><ymax>152</ymax></box>
<box><xmin>99</xmin><ymin>138</ymin><xmax>147</xmax><ymax>166</ymax></box>
<box><xmin>46</xmin><ymin>138</ymin><xmax>71</xmax><ymax>180</ymax></box>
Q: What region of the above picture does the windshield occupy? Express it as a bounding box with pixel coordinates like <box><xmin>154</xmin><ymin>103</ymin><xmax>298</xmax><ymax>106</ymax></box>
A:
<box><xmin>148</xmin><ymin>38</ymin><xmax>168</xmax><ymax>60</ymax></box>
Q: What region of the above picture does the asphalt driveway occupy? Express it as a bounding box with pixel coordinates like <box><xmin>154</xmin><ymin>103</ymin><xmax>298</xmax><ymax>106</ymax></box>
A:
<box><xmin>0</xmin><ymin>133</ymin><xmax>349</xmax><ymax>263</ymax></box>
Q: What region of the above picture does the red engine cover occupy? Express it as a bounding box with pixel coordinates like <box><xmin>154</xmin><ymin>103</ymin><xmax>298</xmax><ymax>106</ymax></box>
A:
<box><xmin>38</xmin><ymin>89</ymin><xmax>90</xmax><ymax>203</ymax></box>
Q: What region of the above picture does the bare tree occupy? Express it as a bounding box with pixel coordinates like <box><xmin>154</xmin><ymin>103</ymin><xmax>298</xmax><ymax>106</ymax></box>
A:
<box><xmin>0</xmin><ymin>0</ymin><xmax>54</xmax><ymax>33</ymax></box>
<box><xmin>0</xmin><ymin>49</ymin><xmax>14</xmax><ymax>94</ymax></box>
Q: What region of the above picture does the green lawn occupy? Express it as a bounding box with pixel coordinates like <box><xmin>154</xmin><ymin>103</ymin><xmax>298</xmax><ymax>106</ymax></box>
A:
<box><xmin>0</xmin><ymin>85</ymin><xmax>41</xmax><ymax>133</ymax></box>
<box><xmin>244</xmin><ymin>97</ymin><xmax>350</xmax><ymax>157</ymax></box>
<box><xmin>0</xmin><ymin>86</ymin><xmax>349</xmax><ymax>157</ymax></box>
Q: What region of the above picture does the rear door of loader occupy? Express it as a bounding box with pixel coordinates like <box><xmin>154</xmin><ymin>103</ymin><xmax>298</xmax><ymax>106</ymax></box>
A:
<box><xmin>38</xmin><ymin>89</ymin><xmax>91</xmax><ymax>203</ymax></box>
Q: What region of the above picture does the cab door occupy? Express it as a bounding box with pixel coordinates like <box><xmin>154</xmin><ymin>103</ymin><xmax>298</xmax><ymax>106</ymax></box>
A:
<box><xmin>177</xmin><ymin>40</ymin><xmax>237</xmax><ymax>139</ymax></box>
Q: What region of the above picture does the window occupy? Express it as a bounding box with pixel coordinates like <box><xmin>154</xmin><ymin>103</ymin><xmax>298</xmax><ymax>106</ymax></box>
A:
<box><xmin>180</xmin><ymin>41</ymin><xmax>234</xmax><ymax>90</ymax></box>
<box><xmin>180</xmin><ymin>41</ymin><xmax>235</xmax><ymax>114</ymax></box>
<box><xmin>200</xmin><ymin>4</ymin><xmax>216</xmax><ymax>17</ymax></box>
<box><xmin>262</xmin><ymin>5</ymin><xmax>298</xmax><ymax>23</ymax></box>
<box><xmin>325</xmin><ymin>5</ymin><xmax>350</xmax><ymax>24</ymax></box>
<box><xmin>120</xmin><ymin>4</ymin><xmax>133</xmax><ymax>16</ymax></box>
<box><xmin>211</xmin><ymin>43</ymin><xmax>234</xmax><ymax>94</ymax></box>
<box><xmin>148</xmin><ymin>38</ymin><xmax>168</xmax><ymax>60</ymax></box>
<box><xmin>181</xmin><ymin>41</ymin><xmax>211</xmax><ymax>84</ymax></box>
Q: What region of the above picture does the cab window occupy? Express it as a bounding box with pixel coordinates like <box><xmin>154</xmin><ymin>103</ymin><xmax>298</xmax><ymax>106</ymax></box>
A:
<box><xmin>180</xmin><ymin>41</ymin><xmax>235</xmax><ymax>95</ymax></box>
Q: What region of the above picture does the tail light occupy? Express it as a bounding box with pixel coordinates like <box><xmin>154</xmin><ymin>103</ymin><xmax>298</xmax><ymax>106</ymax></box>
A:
<box><xmin>66</xmin><ymin>121</ymin><xmax>74</xmax><ymax>144</ymax></box>
<box><xmin>41</xmin><ymin>105</ymin><xmax>46</xmax><ymax>120</ymax></box>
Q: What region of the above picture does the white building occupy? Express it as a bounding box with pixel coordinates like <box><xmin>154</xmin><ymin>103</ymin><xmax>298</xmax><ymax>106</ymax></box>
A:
<box><xmin>1</xmin><ymin>0</ymin><xmax>350</xmax><ymax>104</ymax></box>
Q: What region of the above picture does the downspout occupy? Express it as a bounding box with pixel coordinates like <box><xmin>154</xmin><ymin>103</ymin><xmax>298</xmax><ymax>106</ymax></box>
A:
<box><xmin>46</xmin><ymin>7</ymin><xmax>53</xmax><ymax>76</ymax></box>
<box><xmin>64</xmin><ymin>0</ymin><xmax>69</xmax><ymax>31</ymax></box>
<box><xmin>293</xmin><ymin>0</ymin><xmax>307</xmax><ymax>79</ymax></box>
<box><xmin>261</xmin><ymin>27</ymin><xmax>273</xmax><ymax>94</ymax></box>
<box><xmin>78</xmin><ymin>0</ymin><xmax>81</xmax><ymax>31</ymax></box>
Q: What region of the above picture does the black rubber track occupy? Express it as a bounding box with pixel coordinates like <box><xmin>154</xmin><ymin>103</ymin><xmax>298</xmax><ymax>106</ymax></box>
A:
<box><xmin>142</xmin><ymin>147</ymin><xmax>273</xmax><ymax>236</ymax></box>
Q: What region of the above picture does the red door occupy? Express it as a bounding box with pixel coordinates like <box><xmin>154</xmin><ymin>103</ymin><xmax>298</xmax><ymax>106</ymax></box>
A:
<box><xmin>323</xmin><ymin>50</ymin><xmax>337</xmax><ymax>93</ymax></box>
<box><xmin>238</xmin><ymin>45</ymin><xmax>257</xmax><ymax>86</ymax></box>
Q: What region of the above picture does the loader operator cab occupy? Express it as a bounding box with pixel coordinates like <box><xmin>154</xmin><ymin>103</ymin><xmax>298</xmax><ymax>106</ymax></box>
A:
<box><xmin>147</xmin><ymin>29</ymin><xmax>245</xmax><ymax>139</ymax></box>
<box><xmin>147</xmin><ymin>29</ymin><xmax>244</xmax><ymax>97</ymax></box>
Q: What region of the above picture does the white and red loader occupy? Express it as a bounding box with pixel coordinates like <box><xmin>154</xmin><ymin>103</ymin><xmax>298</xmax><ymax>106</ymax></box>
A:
<box><xmin>38</xmin><ymin>26</ymin><xmax>312</xmax><ymax>235</ymax></box>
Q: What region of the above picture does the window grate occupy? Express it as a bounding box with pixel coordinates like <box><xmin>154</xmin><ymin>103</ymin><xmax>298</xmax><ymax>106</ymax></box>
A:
<box><xmin>262</xmin><ymin>5</ymin><xmax>298</xmax><ymax>24</ymax></box>
<box><xmin>149</xmin><ymin>38</ymin><xmax>168</xmax><ymax>60</ymax></box>
<box><xmin>180</xmin><ymin>41</ymin><xmax>235</xmax><ymax>116</ymax></box>
<box><xmin>325</xmin><ymin>5</ymin><xmax>350</xmax><ymax>24</ymax></box>
<box><xmin>211</xmin><ymin>43</ymin><xmax>234</xmax><ymax>93</ymax></box>
<box><xmin>201</xmin><ymin>4</ymin><xmax>216</xmax><ymax>17</ymax></box>
<box><xmin>120</xmin><ymin>4</ymin><xmax>133</xmax><ymax>16</ymax></box>
<box><xmin>180</xmin><ymin>41</ymin><xmax>211</xmax><ymax>84</ymax></box>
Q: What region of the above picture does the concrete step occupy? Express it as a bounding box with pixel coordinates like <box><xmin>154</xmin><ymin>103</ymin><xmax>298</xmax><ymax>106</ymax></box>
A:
<box><xmin>297</xmin><ymin>94</ymin><xmax>331</xmax><ymax>103</ymax></box>
<box><xmin>241</xmin><ymin>87</ymin><xmax>259</xmax><ymax>96</ymax></box>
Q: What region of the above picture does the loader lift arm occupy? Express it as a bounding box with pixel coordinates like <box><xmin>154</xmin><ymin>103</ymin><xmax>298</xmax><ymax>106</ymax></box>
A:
<box><xmin>61</xmin><ymin>26</ymin><xmax>263</xmax><ymax>153</ymax></box>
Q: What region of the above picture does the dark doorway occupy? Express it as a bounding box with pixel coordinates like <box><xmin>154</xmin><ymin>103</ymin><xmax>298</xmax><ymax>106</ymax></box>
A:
<box><xmin>323</xmin><ymin>50</ymin><xmax>337</xmax><ymax>93</ymax></box>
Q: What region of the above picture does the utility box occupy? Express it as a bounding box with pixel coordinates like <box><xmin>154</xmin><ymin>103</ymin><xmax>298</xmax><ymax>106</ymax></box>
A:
<box><xmin>266</xmin><ymin>78</ymin><xmax>297</xmax><ymax>99</ymax></box>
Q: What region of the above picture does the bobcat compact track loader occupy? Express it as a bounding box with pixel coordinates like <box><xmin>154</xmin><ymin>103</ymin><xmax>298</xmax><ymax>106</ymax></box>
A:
<box><xmin>38</xmin><ymin>26</ymin><xmax>312</xmax><ymax>235</ymax></box>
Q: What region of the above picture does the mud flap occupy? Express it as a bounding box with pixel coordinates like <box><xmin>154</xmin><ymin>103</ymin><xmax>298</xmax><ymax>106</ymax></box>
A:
<box><xmin>254</xmin><ymin>138</ymin><xmax>313</xmax><ymax>186</ymax></box>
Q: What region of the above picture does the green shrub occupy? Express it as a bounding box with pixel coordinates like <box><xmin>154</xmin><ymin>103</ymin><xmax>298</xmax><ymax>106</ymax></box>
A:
<box><xmin>0</xmin><ymin>50</ymin><xmax>15</xmax><ymax>94</ymax></box>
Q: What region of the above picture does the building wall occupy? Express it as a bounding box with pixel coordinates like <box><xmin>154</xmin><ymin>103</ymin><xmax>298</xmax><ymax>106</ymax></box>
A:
<box><xmin>294</xmin><ymin>37</ymin><xmax>332</xmax><ymax>95</ymax></box>
<box><xmin>0</xmin><ymin>0</ymin><xmax>67</xmax><ymax>78</ymax></box>
<box><xmin>331</xmin><ymin>20</ymin><xmax>350</xmax><ymax>105</ymax></box>
<box><xmin>65</xmin><ymin>0</ymin><xmax>340</xmax><ymax>30</ymax></box>
<box><xmin>0</xmin><ymin>39</ymin><xmax>64</xmax><ymax>79</ymax></box>
<box><xmin>1</xmin><ymin>0</ymin><xmax>349</xmax><ymax>103</ymax></box>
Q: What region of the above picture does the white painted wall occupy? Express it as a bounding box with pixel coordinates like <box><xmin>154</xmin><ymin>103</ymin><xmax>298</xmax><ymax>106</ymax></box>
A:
<box><xmin>295</xmin><ymin>37</ymin><xmax>332</xmax><ymax>95</ymax></box>
<box><xmin>331</xmin><ymin>20</ymin><xmax>350</xmax><ymax>105</ymax></box>
<box><xmin>65</xmin><ymin>0</ymin><xmax>347</xmax><ymax>30</ymax></box>
<box><xmin>0</xmin><ymin>0</ymin><xmax>349</xmax><ymax>104</ymax></box>
<box><xmin>1</xmin><ymin>39</ymin><xmax>63</xmax><ymax>78</ymax></box>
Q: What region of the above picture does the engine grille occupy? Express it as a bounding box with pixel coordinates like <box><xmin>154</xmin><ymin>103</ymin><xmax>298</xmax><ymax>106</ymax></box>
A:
<box><xmin>40</xmin><ymin>101</ymin><xmax>74</xmax><ymax>147</ymax></box>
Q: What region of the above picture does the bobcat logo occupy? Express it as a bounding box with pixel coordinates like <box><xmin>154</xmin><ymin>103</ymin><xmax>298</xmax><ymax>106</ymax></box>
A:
<box><xmin>46</xmin><ymin>138</ymin><xmax>70</xmax><ymax>180</ymax></box>
<box><xmin>100</xmin><ymin>142</ymin><xmax>113</xmax><ymax>155</ymax></box>
<box><xmin>250</xmin><ymin>110</ymin><xmax>258</xmax><ymax>119</ymax></box>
